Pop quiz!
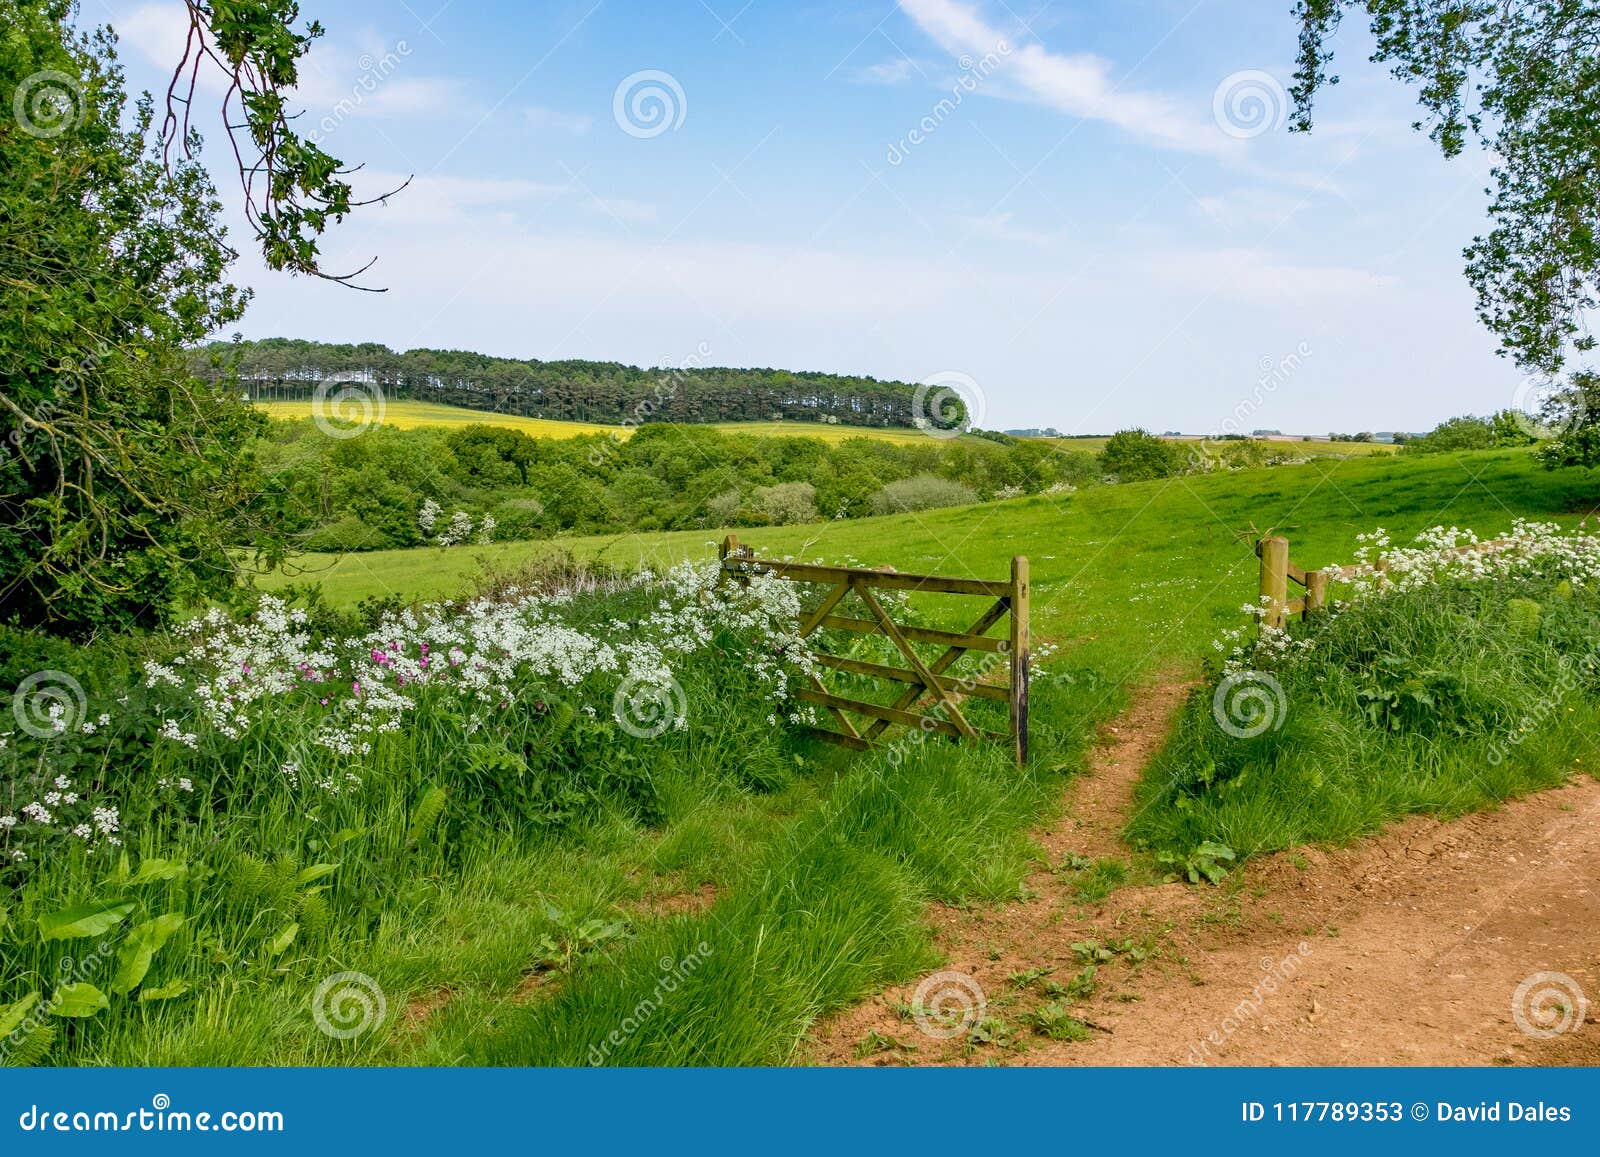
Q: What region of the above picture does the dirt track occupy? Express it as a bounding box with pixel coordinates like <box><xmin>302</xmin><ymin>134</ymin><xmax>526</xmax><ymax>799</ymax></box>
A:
<box><xmin>808</xmin><ymin>677</ymin><xmax>1600</xmax><ymax>1066</ymax></box>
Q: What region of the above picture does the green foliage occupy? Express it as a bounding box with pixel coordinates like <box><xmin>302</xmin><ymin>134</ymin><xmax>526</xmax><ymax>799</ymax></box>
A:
<box><xmin>1292</xmin><ymin>1</ymin><xmax>1600</xmax><ymax>374</ymax></box>
<box><xmin>0</xmin><ymin>2</ymin><xmax>268</xmax><ymax>636</ymax></box>
<box><xmin>198</xmin><ymin>337</ymin><xmax>946</xmax><ymax>428</ymax></box>
<box><xmin>247</xmin><ymin>417</ymin><xmax>1089</xmax><ymax>549</ymax></box>
<box><xmin>1098</xmin><ymin>429</ymin><xmax>1188</xmax><ymax>482</ymax></box>
<box><xmin>869</xmin><ymin>474</ymin><xmax>979</xmax><ymax>515</ymax></box>
<box><xmin>1403</xmin><ymin>412</ymin><xmax>1538</xmax><ymax>455</ymax></box>
<box><xmin>1133</xmin><ymin>565</ymin><xmax>1600</xmax><ymax>861</ymax></box>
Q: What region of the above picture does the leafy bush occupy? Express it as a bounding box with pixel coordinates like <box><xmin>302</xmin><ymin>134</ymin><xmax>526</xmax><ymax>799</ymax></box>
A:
<box><xmin>750</xmin><ymin>482</ymin><xmax>819</xmax><ymax>525</ymax></box>
<box><xmin>1098</xmin><ymin>429</ymin><xmax>1188</xmax><ymax>482</ymax></box>
<box><xmin>1132</xmin><ymin>521</ymin><xmax>1600</xmax><ymax>861</ymax></box>
<box><xmin>869</xmin><ymin>475</ymin><xmax>979</xmax><ymax>515</ymax></box>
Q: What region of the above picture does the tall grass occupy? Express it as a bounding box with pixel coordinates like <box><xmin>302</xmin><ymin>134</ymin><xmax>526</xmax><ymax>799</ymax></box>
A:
<box><xmin>1129</xmin><ymin>563</ymin><xmax>1600</xmax><ymax>860</ymax></box>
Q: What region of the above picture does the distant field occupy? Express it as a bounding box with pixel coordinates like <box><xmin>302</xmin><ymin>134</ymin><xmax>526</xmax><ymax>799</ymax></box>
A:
<box><xmin>1034</xmin><ymin>435</ymin><xmax>1399</xmax><ymax>457</ymax></box>
<box><xmin>255</xmin><ymin>398</ymin><xmax>937</xmax><ymax>444</ymax></box>
<box><xmin>250</xmin><ymin>450</ymin><xmax>1587</xmax><ymax>641</ymax></box>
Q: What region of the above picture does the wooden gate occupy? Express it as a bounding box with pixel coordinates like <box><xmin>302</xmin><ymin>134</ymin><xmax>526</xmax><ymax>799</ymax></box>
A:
<box><xmin>719</xmin><ymin>536</ymin><xmax>1029</xmax><ymax>764</ymax></box>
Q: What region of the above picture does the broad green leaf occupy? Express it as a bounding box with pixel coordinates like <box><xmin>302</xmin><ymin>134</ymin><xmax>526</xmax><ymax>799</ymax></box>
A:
<box><xmin>0</xmin><ymin>992</ymin><xmax>41</xmax><ymax>1037</ymax></box>
<box><xmin>50</xmin><ymin>983</ymin><xmax>108</xmax><ymax>1018</ymax></box>
<box><xmin>38</xmin><ymin>901</ymin><xmax>136</xmax><ymax>942</ymax></box>
<box><xmin>138</xmin><ymin>981</ymin><xmax>190</xmax><ymax>1003</ymax></box>
<box><xmin>125</xmin><ymin>859</ymin><xmax>188</xmax><ymax>885</ymax></box>
<box><xmin>264</xmin><ymin>923</ymin><xmax>299</xmax><ymax>957</ymax></box>
<box><xmin>111</xmin><ymin>913</ymin><xmax>185</xmax><ymax>995</ymax></box>
<box><xmin>295</xmin><ymin>864</ymin><xmax>337</xmax><ymax>886</ymax></box>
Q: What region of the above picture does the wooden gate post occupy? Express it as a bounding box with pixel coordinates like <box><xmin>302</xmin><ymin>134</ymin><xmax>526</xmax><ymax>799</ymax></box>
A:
<box><xmin>1258</xmin><ymin>535</ymin><xmax>1289</xmax><ymax>630</ymax></box>
<box><xmin>1303</xmin><ymin>568</ymin><xmax>1328</xmax><ymax>617</ymax></box>
<box><xmin>1008</xmin><ymin>555</ymin><xmax>1030</xmax><ymax>765</ymax></box>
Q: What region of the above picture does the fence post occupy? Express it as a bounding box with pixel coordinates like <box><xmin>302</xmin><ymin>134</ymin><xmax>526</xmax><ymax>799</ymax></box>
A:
<box><xmin>1008</xmin><ymin>555</ymin><xmax>1030</xmax><ymax>766</ymax></box>
<box><xmin>1258</xmin><ymin>535</ymin><xmax>1289</xmax><ymax>630</ymax></box>
<box><xmin>1304</xmin><ymin>568</ymin><xmax>1328</xmax><ymax>617</ymax></box>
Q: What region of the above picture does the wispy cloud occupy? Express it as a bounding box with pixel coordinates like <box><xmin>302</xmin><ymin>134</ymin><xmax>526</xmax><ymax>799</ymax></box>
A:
<box><xmin>526</xmin><ymin>106</ymin><xmax>595</xmax><ymax>134</ymax></box>
<box><xmin>964</xmin><ymin>210</ymin><xmax>1067</xmax><ymax>245</ymax></box>
<box><xmin>898</xmin><ymin>0</ymin><xmax>1224</xmax><ymax>154</ymax></box>
<box><xmin>858</xmin><ymin>57</ymin><xmax>918</xmax><ymax>85</ymax></box>
<box><xmin>115</xmin><ymin>1</ymin><xmax>463</xmax><ymax>121</ymax></box>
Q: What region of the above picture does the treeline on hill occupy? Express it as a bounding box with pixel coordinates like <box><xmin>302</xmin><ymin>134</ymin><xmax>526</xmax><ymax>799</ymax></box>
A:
<box><xmin>191</xmin><ymin>338</ymin><xmax>952</xmax><ymax>429</ymax></box>
<box><xmin>253</xmin><ymin>421</ymin><xmax>1101</xmax><ymax>551</ymax></box>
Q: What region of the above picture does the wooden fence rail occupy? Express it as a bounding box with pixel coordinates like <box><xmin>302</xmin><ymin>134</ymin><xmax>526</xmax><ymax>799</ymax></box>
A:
<box><xmin>719</xmin><ymin>536</ymin><xmax>1029</xmax><ymax>765</ymax></box>
<box><xmin>1254</xmin><ymin>534</ymin><xmax>1519</xmax><ymax>630</ymax></box>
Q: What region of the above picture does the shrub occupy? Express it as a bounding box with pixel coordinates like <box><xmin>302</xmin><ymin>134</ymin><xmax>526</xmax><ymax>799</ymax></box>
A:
<box><xmin>869</xmin><ymin>475</ymin><xmax>979</xmax><ymax>516</ymax></box>
<box><xmin>1098</xmin><ymin>429</ymin><xmax>1187</xmax><ymax>481</ymax></box>
<box><xmin>750</xmin><ymin>482</ymin><xmax>818</xmax><ymax>525</ymax></box>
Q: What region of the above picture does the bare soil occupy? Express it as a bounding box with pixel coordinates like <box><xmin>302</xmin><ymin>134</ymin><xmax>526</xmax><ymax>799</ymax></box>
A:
<box><xmin>806</xmin><ymin>674</ymin><xmax>1600</xmax><ymax>1066</ymax></box>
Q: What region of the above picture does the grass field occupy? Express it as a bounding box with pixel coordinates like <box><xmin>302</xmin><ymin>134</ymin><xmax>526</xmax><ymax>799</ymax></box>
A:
<box><xmin>254</xmin><ymin>398</ymin><xmax>939</xmax><ymax>445</ymax></box>
<box><xmin>254</xmin><ymin>449</ymin><xmax>1593</xmax><ymax>661</ymax></box>
<box><xmin>16</xmin><ymin>447</ymin><xmax>1597</xmax><ymax>1067</ymax></box>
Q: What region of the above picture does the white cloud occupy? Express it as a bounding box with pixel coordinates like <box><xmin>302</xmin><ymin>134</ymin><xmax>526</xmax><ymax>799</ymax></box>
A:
<box><xmin>347</xmin><ymin>172</ymin><xmax>565</xmax><ymax>227</ymax></box>
<box><xmin>964</xmin><ymin>211</ymin><xmax>1067</xmax><ymax>245</ymax></box>
<box><xmin>898</xmin><ymin>0</ymin><xmax>1227</xmax><ymax>154</ymax></box>
<box><xmin>859</xmin><ymin>58</ymin><xmax>918</xmax><ymax>85</ymax></box>
<box><xmin>526</xmin><ymin>106</ymin><xmax>595</xmax><ymax>134</ymax></box>
<box><xmin>1142</xmin><ymin>247</ymin><xmax>1400</xmax><ymax>303</ymax></box>
<box><xmin>113</xmin><ymin>1</ymin><xmax>462</xmax><ymax>123</ymax></box>
<box><xmin>586</xmin><ymin>197</ymin><xmax>659</xmax><ymax>224</ymax></box>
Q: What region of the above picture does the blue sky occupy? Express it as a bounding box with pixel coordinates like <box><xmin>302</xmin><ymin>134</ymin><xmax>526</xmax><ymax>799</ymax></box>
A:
<box><xmin>94</xmin><ymin>0</ymin><xmax>1524</xmax><ymax>434</ymax></box>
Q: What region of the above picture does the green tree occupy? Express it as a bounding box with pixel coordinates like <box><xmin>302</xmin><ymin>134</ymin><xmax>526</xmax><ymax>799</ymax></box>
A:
<box><xmin>1</xmin><ymin>3</ymin><xmax>269</xmax><ymax>635</ymax></box>
<box><xmin>1290</xmin><ymin>2</ymin><xmax>1600</xmax><ymax>459</ymax></box>
<box><xmin>1099</xmin><ymin>429</ymin><xmax>1187</xmax><ymax>482</ymax></box>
